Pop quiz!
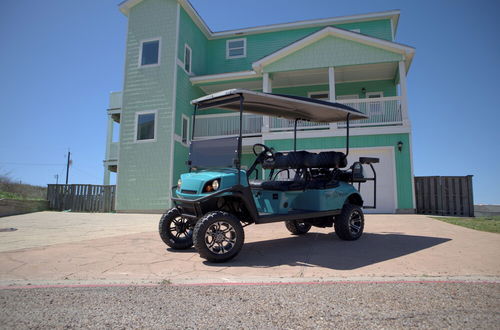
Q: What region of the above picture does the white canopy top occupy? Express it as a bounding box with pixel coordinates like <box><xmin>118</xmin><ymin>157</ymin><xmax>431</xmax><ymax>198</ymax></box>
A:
<box><xmin>191</xmin><ymin>89</ymin><xmax>368</xmax><ymax>123</ymax></box>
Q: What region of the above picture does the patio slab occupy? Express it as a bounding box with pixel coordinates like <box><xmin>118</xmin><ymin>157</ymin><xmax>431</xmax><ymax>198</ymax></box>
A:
<box><xmin>0</xmin><ymin>212</ymin><xmax>499</xmax><ymax>285</ymax></box>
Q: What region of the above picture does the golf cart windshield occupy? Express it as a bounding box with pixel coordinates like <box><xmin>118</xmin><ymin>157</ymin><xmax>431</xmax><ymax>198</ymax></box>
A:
<box><xmin>189</xmin><ymin>136</ymin><xmax>239</xmax><ymax>168</ymax></box>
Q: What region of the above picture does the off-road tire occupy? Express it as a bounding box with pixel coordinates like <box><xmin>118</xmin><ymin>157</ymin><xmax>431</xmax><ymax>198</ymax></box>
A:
<box><xmin>158</xmin><ymin>208</ymin><xmax>193</xmax><ymax>250</ymax></box>
<box><xmin>334</xmin><ymin>204</ymin><xmax>364</xmax><ymax>240</ymax></box>
<box><xmin>285</xmin><ymin>220</ymin><xmax>312</xmax><ymax>235</ymax></box>
<box><xmin>193</xmin><ymin>211</ymin><xmax>244</xmax><ymax>263</ymax></box>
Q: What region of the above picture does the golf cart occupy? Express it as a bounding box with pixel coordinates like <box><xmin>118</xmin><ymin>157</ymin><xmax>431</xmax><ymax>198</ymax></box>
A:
<box><xmin>159</xmin><ymin>89</ymin><xmax>379</xmax><ymax>262</ymax></box>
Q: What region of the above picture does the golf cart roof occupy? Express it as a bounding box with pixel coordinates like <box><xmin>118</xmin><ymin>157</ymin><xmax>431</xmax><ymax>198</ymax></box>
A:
<box><xmin>191</xmin><ymin>89</ymin><xmax>368</xmax><ymax>122</ymax></box>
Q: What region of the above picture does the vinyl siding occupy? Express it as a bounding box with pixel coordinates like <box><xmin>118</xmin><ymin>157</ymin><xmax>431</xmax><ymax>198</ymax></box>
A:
<box><xmin>204</xmin><ymin>19</ymin><xmax>393</xmax><ymax>75</ymax></box>
<box><xmin>116</xmin><ymin>0</ymin><xmax>178</xmax><ymax>211</ymax></box>
<box><xmin>263</xmin><ymin>35</ymin><xmax>402</xmax><ymax>73</ymax></box>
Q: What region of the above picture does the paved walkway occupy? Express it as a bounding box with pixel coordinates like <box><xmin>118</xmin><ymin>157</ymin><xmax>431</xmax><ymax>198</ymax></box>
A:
<box><xmin>0</xmin><ymin>212</ymin><xmax>499</xmax><ymax>285</ymax></box>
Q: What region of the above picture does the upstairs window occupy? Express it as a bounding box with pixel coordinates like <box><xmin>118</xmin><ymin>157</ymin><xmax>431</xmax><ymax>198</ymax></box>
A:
<box><xmin>136</xmin><ymin>111</ymin><xmax>156</xmax><ymax>141</ymax></box>
<box><xmin>226</xmin><ymin>38</ymin><xmax>246</xmax><ymax>59</ymax></box>
<box><xmin>181</xmin><ymin>115</ymin><xmax>189</xmax><ymax>145</ymax></box>
<box><xmin>309</xmin><ymin>92</ymin><xmax>329</xmax><ymax>101</ymax></box>
<box><xmin>184</xmin><ymin>44</ymin><xmax>192</xmax><ymax>73</ymax></box>
<box><xmin>140</xmin><ymin>39</ymin><xmax>160</xmax><ymax>66</ymax></box>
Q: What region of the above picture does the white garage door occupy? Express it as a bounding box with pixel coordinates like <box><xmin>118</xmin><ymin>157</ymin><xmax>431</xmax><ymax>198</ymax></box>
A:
<box><xmin>346</xmin><ymin>147</ymin><xmax>396</xmax><ymax>214</ymax></box>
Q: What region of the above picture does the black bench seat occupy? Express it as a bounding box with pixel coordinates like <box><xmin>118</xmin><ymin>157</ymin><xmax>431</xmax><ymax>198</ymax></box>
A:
<box><xmin>263</xmin><ymin>151</ymin><xmax>347</xmax><ymax>170</ymax></box>
<box><xmin>249</xmin><ymin>179</ymin><xmax>339</xmax><ymax>191</ymax></box>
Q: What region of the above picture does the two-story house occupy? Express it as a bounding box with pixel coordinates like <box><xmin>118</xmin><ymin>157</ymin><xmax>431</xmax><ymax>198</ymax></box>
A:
<box><xmin>104</xmin><ymin>0</ymin><xmax>416</xmax><ymax>214</ymax></box>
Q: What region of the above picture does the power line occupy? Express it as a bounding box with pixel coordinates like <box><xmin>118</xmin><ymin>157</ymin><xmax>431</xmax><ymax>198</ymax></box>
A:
<box><xmin>0</xmin><ymin>162</ymin><xmax>66</xmax><ymax>166</ymax></box>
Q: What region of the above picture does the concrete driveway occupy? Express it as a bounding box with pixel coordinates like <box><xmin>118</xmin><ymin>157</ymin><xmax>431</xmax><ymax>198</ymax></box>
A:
<box><xmin>0</xmin><ymin>211</ymin><xmax>499</xmax><ymax>285</ymax></box>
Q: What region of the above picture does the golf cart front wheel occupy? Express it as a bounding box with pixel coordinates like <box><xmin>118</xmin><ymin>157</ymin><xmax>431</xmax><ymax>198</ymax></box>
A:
<box><xmin>159</xmin><ymin>208</ymin><xmax>193</xmax><ymax>249</ymax></box>
<box><xmin>334</xmin><ymin>204</ymin><xmax>364</xmax><ymax>240</ymax></box>
<box><xmin>193</xmin><ymin>211</ymin><xmax>244</xmax><ymax>263</ymax></box>
<box><xmin>285</xmin><ymin>220</ymin><xmax>311</xmax><ymax>235</ymax></box>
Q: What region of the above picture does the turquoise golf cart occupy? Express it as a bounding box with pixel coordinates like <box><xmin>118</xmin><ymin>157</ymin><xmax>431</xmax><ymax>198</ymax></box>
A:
<box><xmin>159</xmin><ymin>89</ymin><xmax>379</xmax><ymax>262</ymax></box>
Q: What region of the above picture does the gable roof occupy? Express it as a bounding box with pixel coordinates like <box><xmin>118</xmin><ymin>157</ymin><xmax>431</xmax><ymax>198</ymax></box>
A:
<box><xmin>118</xmin><ymin>0</ymin><xmax>401</xmax><ymax>40</ymax></box>
<box><xmin>252</xmin><ymin>26</ymin><xmax>415</xmax><ymax>73</ymax></box>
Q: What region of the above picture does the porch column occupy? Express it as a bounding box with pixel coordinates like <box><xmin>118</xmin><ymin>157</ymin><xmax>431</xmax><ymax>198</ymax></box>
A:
<box><xmin>398</xmin><ymin>61</ymin><xmax>410</xmax><ymax>124</ymax></box>
<box><xmin>262</xmin><ymin>72</ymin><xmax>272</xmax><ymax>133</ymax></box>
<box><xmin>328</xmin><ymin>67</ymin><xmax>336</xmax><ymax>129</ymax></box>
<box><xmin>328</xmin><ymin>67</ymin><xmax>336</xmax><ymax>102</ymax></box>
<box><xmin>103</xmin><ymin>115</ymin><xmax>113</xmax><ymax>185</ymax></box>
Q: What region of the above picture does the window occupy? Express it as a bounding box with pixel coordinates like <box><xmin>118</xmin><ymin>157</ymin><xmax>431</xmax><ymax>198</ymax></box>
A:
<box><xmin>309</xmin><ymin>92</ymin><xmax>329</xmax><ymax>101</ymax></box>
<box><xmin>226</xmin><ymin>38</ymin><xmax>246</xmax><ymax>59</ymax></box>
<box><xmin>135</xmin><ymin>111</ymin><xmax>156</xmax><ymax>141</ymax></box>
<box><xmin>181</xmin><ymin>115</ymin><xmax>189</xmax><ymax>144</ymax></box>
<box><xmin>336</xmin><ymin>94</ymin><xmax>359</xmax><ymax>101</ymax></box>
<box><xmin>184</xmin><ymin>44</ymin><xmax>192</xmax><ymax>73</ymax></box>
<box><xmin>140</xmin><ymin>39</ymin><xmax>160</xmax><ymax>66</ymax></box>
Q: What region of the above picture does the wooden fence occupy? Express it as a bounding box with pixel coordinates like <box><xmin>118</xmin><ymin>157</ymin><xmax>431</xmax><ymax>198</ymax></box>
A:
<box><xmin>47</xmin><ymin>184</ymin><xmax>116</xmax><ymax>213</ymax></box>
<box><xmin>414</xmin><ymin>176</ymin><xmax>474</xmax><ymax>217</ymax></box>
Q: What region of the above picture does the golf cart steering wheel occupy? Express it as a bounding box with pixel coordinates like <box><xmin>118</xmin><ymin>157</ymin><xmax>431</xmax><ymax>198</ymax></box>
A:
<box><xmin>252</xmin><ymin>143</ymin><xmax>274</xmax><ymax>159</ymax></box>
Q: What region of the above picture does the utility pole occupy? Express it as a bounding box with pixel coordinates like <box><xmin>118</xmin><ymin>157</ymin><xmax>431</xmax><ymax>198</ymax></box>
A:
<box><xmin>54</xmin><ymin>174</ymin><xmax>59</xmax><ymax>185</ymax></box>
<box><xmin>65</xmin><ymin>150</ymin><xmax>71</xmax><ymax>185</ymax></box>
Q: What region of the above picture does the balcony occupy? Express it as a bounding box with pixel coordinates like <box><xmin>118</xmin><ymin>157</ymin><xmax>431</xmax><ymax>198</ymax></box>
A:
<box><xmin>108</xmin><ymin>91</ymin><xmax>123</xmax><ymax>110</ymax></box>
<box><xmin>193</xmin><ymin>96</ymin><xmax>403</xmax><ymax>139</ymax></box>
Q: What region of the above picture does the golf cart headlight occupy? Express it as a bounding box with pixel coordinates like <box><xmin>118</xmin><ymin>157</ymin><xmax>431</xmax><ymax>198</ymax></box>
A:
<box><xmin>177</xmin><ymin>179</ymin><xmax>182</xmax><ymax>189</ymax></box>
<box><xmin>212</xmin><ymin>180</ymin><xmax>219</xmax><ymax>191</ymax></box>
<box><xmin>203</xmin><ymin>179</ymin><xmax>220</xmax><ymax>193</ymax></box>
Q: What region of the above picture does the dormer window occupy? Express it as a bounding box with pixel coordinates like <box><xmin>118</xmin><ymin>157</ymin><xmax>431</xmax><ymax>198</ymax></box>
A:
<box><xmin>226</xmin><ymin>38</ymin><xmax>246</xmax><ymax>59</ymax></box>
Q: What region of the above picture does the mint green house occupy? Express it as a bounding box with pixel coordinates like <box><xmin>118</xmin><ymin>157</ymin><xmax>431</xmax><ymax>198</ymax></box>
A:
<box><xmin>104</xmin><ymin>0</ymin><xmax>416</xmax><ymax>214</ymax></box>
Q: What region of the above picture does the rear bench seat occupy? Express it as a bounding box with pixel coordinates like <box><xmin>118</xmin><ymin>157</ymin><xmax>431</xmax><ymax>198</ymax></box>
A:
<box><xmin>249</xmin><ymin>150</ymin><xmax>346</xmax><ymax>191</ymax></box>
<box><xmin>262</xmin><ymin>150</ymin><xmax>347</xmax><ymax>170</ymax></box>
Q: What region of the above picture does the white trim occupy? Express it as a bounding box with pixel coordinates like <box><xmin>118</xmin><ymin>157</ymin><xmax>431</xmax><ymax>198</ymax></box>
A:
<box><xmin>134</xmin><ymin>110</ymin><xmax>158</xmax><ymax>143</ymax></box>
<box><xmin>408</xmin><ymin>131</ymin><xmax>416</xmax><ymax>209</ymax></box>
<box><xmin>183</xmin><ymin>43</ymin><xmax>192</xmax><ymax>74</ymax></box>
<box><xmin>350</xmin><ymin>29</ymin><xmax>360</xmax><ymax>33</ymax></box>
<box><xmin>252</xmin><ymin>26</ymin><xmax>415</xmax><ymax>73</ymax></box>
<box><xmin>190</xmin><ymin>70</ymin><xmax>259</xmax><ymax>84</ymax></box>
<box><xmin>138</xmin><ymin>37</ymin><xmax>161</xmax><ymax>68</ymax></box>
<box><xmin>390</xmin><ymin>19</ymin><xmax>395</xmax><ymax>41</ymax></box>
<box><xmin>181</xmin><ymin>114</ymin><xmax>190</xmax><ymax>146</ymax></box>
<box><xmin>226</xmin><ymin>38</ymin><xmax>247</xmax><ymax>59</ymax></box>
<box><xmin>169</xmin><ymin>3</ymin><xmax>181</xmax><ymax>206</ymax></box>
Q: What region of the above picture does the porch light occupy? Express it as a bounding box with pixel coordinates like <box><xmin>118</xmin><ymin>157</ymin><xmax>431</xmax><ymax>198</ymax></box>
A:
<box><xmin>397</xmin><ymin>141</ymin><xmax>403</xmax><ymax>152</ymax></box>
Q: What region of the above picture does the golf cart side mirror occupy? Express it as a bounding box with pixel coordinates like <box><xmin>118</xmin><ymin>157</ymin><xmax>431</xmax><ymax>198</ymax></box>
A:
<box><xmin>359</xmin><ymin>157</ymin><xmax>379</xmax><ymax>165</ymax></box>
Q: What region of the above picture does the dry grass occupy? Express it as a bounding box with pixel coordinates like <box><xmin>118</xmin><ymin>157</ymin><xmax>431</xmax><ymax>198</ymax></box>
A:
<box><xmin>0</xmin><ymin>174</ymin><xmax>46</xmax><ymax>200</ymax></box>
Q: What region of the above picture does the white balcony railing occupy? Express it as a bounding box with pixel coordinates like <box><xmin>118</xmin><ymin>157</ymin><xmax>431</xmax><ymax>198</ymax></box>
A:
<box><xmin>194</xmin><ymin>113</ymin><xmax>263</xmax><ymax>138</ymax></box>
<box><xmin>193</xmin><ymin>97</ymin><xmax>403</xmax><ymax>138</ymax></box>
<box><xmin>337</xmin><ymin>96</ymin><xmax>402</xmax><ymax>127</ymax></box>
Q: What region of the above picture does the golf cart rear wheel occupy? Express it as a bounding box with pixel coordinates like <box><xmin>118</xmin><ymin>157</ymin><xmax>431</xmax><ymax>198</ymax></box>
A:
<box><xmin>285</xmin><ymin>220</ymin><xmax>311</xmax><ymax>235</ymax></box>
<box><xmin>159</xmin><ymin>208</ymin><xmax>193</xmax><ymax>250</ymax></box>
<box><xmin>193</xmin><ymin>211</ymin><xmax>244</xmax><ymax>263</ymax></box>
<box><xmin>334</xmin><ymin>204</ymin><xmax>364</xmax><ymax>240</ymax></box>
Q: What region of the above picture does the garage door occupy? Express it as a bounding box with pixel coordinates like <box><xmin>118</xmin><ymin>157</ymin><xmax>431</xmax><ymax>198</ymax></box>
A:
<box><xmin>346</xmin><ymin>147</ymin><xmax>396</xmax><ymax>214</ymax></box>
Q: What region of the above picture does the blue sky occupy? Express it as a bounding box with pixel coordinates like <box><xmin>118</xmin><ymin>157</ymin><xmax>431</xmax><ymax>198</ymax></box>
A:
<box><xmin>1</xmin><ymin>0</ymin><xmax>499</xmax><ymax>204</ymax></box>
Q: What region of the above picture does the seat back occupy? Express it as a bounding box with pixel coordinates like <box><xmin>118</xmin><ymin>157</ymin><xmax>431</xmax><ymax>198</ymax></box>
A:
<box><xmin>262</xmin><ymin>150</ymin><xmax>346</xmax><ymax>169</ymax></box>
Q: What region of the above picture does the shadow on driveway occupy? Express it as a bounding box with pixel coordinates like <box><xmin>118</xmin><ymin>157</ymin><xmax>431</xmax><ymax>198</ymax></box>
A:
<box><xmin>204</xmin><ymin>232</ymin><xmax>451</xmax><ymax>270</ymax></box>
